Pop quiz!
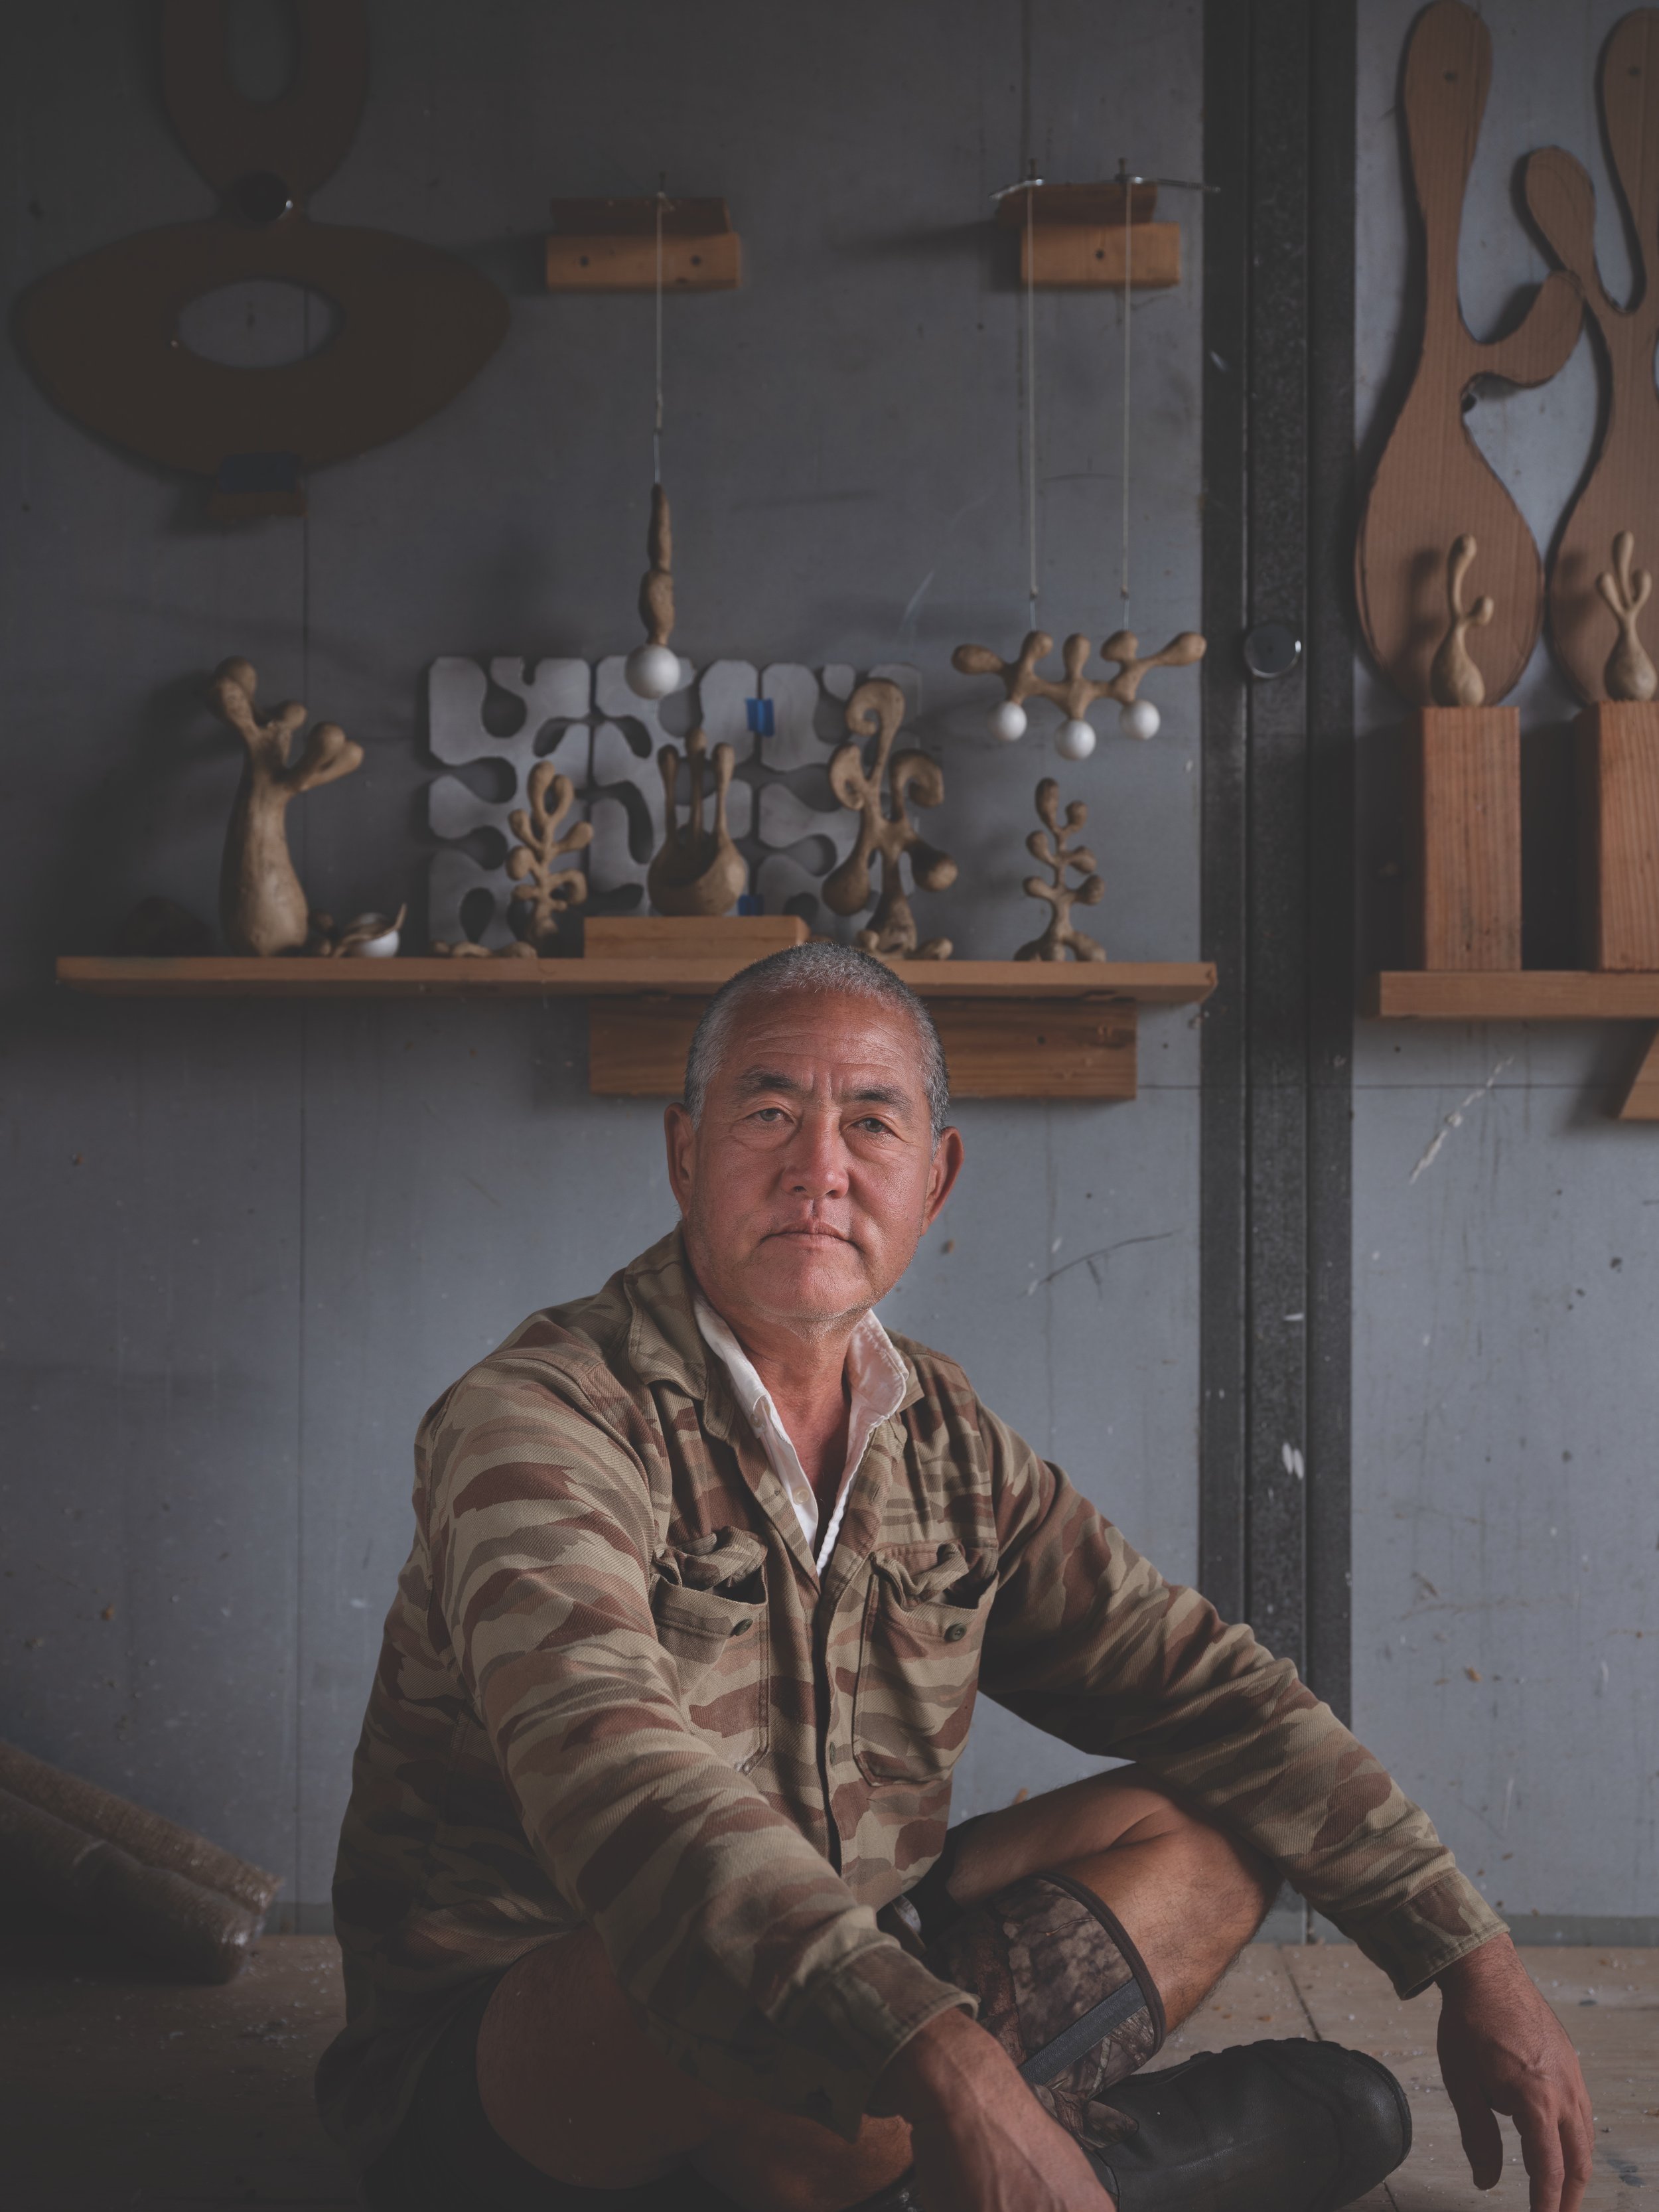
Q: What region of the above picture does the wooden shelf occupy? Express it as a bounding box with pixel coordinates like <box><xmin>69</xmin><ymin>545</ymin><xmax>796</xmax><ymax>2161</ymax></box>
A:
<box><xmin>54</xmin><ymin>956</ymin><xmax>1216</xmax><ymax>1102</ymax></box>
<box><xmin>1366</xmin><ymin>972</ymin><xmax>1659</xmax><ymax>1019</ymax></box>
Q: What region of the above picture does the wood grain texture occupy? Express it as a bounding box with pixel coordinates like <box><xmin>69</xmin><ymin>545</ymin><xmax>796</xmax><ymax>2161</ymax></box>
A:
<box><xmin>1355</xmin><ymin>1</ymin><xmax>1582</xmax><ymax>705</ymax></box>
<box><xmin>1366</xmin><ymin>970</ymin><xmax>1659</xmax><ymax>1017</ymax></box>
<box><xmin>589</xmin><ymin>994</ymin><xmax>1140</xmax><ymax>1099</ymax></box>
<box><xmin>1577</xmin><ymin>701</ymin><xmax>1659</xmax><ymax>968</ymax></box>
<box><xmin>545</xmin><ymin>232</ymin><xmax>741</xmax><ymax>290</ymax></box>
<box><xmin>54</xmin><ymin>954</ymin><xmax>1215</xmax><ymax>1003</ymax></box>
<box><xmin>1615</xmin><ymin>1025</ymin><xmax>1659</xmax><ymax>1116</ymax></box>
<box><xmin>1021</xmin><ymin>221</ymin><xmax>1180</xmax><ymax>289</ymax></box>
<box><xmin>1525</xmin><ymin>14</ymin><xmax>1659</xmax><ymax>702</ymax></box>
<box><xmin>1404</xmin><ymin>707</ymin><xmax>1522</xmax><ymax>970</ymax></box>
<box><xmin>583</xmin><ymin>915</ymin><xmax>807</xmax><ymax>960</ymax></box>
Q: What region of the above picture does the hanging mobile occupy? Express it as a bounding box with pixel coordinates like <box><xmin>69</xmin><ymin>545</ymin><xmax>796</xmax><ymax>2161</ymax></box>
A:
<box><xmin>625</xmin><ymin>183</ymin><xmax>684</xmax><ymax>701</ymax></box>
<box><xmin>954</xmin><ymin>160</ymin><xmax>1206</xmax><ymax>759</ymax></box>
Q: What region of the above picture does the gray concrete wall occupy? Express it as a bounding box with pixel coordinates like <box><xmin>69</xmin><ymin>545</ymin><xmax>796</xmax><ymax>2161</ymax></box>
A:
<box><xmin>1354</xmin><ymin>0</ymin><xmax>1658</xmax><ymax>1926</ymax></box>
<box><xmin>0</xmin><ymin>0</ymin><xmax>1204</xmax><ymax>1909</ymax></box>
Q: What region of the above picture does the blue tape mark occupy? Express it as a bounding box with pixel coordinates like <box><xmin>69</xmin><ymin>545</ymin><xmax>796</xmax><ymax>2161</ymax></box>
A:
<box><xmin>745</xmin><ymin>697</ymin><xmax>776</xmax><ymax>737</ymax></box>
<box><xmin>737</xmin><ymin>893</ymin><xmax>764</xmax><ymax>916</ymax></box>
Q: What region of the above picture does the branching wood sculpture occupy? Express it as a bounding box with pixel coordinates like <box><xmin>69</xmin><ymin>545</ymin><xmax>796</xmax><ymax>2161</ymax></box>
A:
<box><xmin>211</xmin><ymin>657</ymin><xmax>363</xmax><ymax>956</ymax></box>
<box><xmin>825</xmin><ymin>679</ymin><xmax>956</xmax><ymax>959</ymax></box>
<box><xmin>648</xmin><ymin>725</ymin><xmax>747</xmax><ymax>915</ymax></box>
<box><xmin>625</xmin><ymin>484</ymin><xmax>682</xmax><ymax>700</ymax></box>
<box><xmin>1015</xmin><ymin>779</ymin><xmax>1106</xmax><ymax>962</ymax></box>
<box><xmin>506</xmin><ymin>762</ymin><xmax>592</xmax><ymax>946</ymax></box>
<box><xmin>1429</xmin><ymin>535</ymin><xmax>1494</xmax><ymax>707</ymax></box>
<box><xmin>1598</xmin><ymin>532</ymin><xmax>1658</xmax><ymax>701</ymax></box>
<box><xmin>952</xmin><ymin>625</ymin><xmax>1205</xmax><ymax>755</ymax></box>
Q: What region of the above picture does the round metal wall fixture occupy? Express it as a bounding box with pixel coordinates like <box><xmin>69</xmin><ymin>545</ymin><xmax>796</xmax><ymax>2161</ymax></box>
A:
<box><xmin>1242</xmin><ymin>621</ymin><xmax>1302</xmax><ymax>679</ymax></box>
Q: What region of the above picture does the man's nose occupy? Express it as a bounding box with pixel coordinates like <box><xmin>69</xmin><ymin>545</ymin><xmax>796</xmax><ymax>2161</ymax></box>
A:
<box><xmin>782</xmin><ymin>1114</ymin><xmax>850</xmax><ymax>1197</ymax></box>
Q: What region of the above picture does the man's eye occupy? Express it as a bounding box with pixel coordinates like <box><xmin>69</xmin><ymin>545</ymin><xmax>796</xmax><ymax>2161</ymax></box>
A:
<box><xmin>751</xmin><ymin>1106</ymin><xmax>788</xmax><ymax>1123</ymax></box>
<box><xmin>853</xmin><ymin>1117</ymin><xmax>893</xmax><ymax>1136</ymax></box>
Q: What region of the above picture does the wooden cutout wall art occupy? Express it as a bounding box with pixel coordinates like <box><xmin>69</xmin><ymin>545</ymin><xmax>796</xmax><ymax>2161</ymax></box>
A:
<box><xmin>951</xmin><ymin>625</ymin><xmax>1206</xmax><ymax>760</ymax></box>
<box><xmin>1014</xmin><ymin>780</ymin><xmax>1106</xmax><ymax>962</ymax></box>
<box><xmin>1524</xmin><ymin>13</ymin><xmax>1659</xmax><ymax>701</ymax></box>
<box><xmin>507</xmin><ymin>763</ymin><xmax>593</xmax><ymax>950</ymax></box>
<box><xmin>211</xmin><ymin>658</ymin><xmax>363</xmax><ymax>956</ymax></box>
<box><xmin>17</xmin><ymin>0</ymin><xmax>508</xmax><ymax>520</ymax></box>
<box><xmin>1355</xmin><ymin>0</ymin><xmax>1582</xmax><ymax>705</ymax></box>
<box><xmin>648</xmin><ymin>727</ymin><xmax>747</xmax><ymax>916</ymax></box>
<box><xmin>1429</xmin><ymin>535</ymin><xmax>1494</xmax><ymax>705</ymax></box>
<box><xmin>824</xmin><ymin>680</ymin><xmax>956</xmax><ymax>958</ymax></box>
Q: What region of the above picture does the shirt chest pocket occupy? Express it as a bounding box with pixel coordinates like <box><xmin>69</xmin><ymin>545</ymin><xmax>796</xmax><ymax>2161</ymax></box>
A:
<box><xmin>852</xmin><ymin>1541</ymin><xmax>997</xmax><ymax>1787</ymax></box>
<box><xmin>650</xmin><ymin>1528</ymin><xmax>770</xmax><ymax>1775</ymax></box>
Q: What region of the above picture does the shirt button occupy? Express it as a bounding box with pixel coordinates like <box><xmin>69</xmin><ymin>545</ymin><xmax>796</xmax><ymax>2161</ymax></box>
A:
<box><xmin>944</xmin><ymin>1622</ymin><xmax>968</xmax><ymax>1643</ymax></box>
<box><xmin>730</xmin><ymin>1619</ymin><xmax>753</xmax><ymax>1637</ymax></box>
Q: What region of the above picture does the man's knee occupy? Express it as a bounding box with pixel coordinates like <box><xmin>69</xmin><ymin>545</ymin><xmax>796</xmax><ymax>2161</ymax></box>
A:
<box><xmin>1135</xmin><ymin>1785</ymin><xmax>1280</xmax><ymax>1927</ymax></box>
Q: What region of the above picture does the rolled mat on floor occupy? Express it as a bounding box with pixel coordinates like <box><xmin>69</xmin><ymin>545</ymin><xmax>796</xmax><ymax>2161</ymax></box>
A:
<box><xmin>0</xmin><ymin>1741</ymin><xmax>283</xmax><ymax>1983</ymax></box>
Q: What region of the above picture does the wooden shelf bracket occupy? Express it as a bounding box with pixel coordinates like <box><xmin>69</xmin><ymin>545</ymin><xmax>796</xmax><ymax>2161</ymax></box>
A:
<box><xmin>545</xmin><ymin>196</ymin><xmax>741</xmax><ymax>293</ymax></box>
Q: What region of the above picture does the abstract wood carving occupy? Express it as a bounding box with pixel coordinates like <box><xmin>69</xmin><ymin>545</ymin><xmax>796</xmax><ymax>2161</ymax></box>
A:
<box><xmin>1403</xmin><ymin>707</ymin><xmax>1522</xmax><ymax>970</ymax></box>
<box><xmin>1597</xmin><ymin>532</ymin><xmax>1658</xmax><ymax>701</ymax></box>
<box><xmin>17</xmin><ymin>0</ymin><xmax>508</xmax><ymax>518</ymax></box>
<box><xmin>1577</xmin><ymin>701</ymin><xmax>1659</xmax><ymax>968</ymax></box>
<box><xmin>1356</xmin><ymin>0</ymin><xmax>1582</xmax><ymax>705</ymax></box>
<box><xmin>624</xmin><ymin>486</ymin><xmax>683</xmax><ymax>699</ymax></box>
<box><xmin>211</xmin><ymin>658</ymin><xmax>363</xmax><ymax>957</ymax></box>
<box><xmin>1014</xmin><ymin>780</ymin><xmax>1106</xmax><ymax>961</ymax></box>
<box><xmin>1429</xmin><ymin>536</ymin><xmax>1494</xmax><ymax>707</ymax></box>
<box><xmin>952</xmin><ymin>625</ymin><xmax>1205</xmax><ymax>746</ymax></box>
<box><xmin>648</xmin><ymin>727</ymin><xmax>747</xmax><ymax>917</ymax></box>
<box><xmin>1524</xmin><ymin>13</ymin><xmax>1659</xmax><ymax>700</ymax></box>
<box><xmin>825</xmin><ymin>680</ymin><xmax>956</xmax><ymax>959</ymax></box>
<box><xmin>507</xmin><ymin>763</ymin><xmax>593</xmax><ymax>947</ymax></box>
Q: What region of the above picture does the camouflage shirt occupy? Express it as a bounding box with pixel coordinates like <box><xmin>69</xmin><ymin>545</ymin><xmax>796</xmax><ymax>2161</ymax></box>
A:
<box><xmin>318</xmin><ymin>1230</ymin><xmax>1503</xmax><ymax>2162</ymax></box>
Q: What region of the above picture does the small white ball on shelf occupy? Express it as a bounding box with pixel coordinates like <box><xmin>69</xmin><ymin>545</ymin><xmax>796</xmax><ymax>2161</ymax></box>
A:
<box><xmin>988</xmin><ymin>699</ymin><xmax>1029</xmax><ymax>743</ymax></box>
<box><xmin>1055</xmin><ymin>715</ymin><xmax>1097</xmax><ymax>761</ymax></box>
<box><xmin>1119</xmin><ymin>697</ymin><xmax>1161</xmax><ymax>741</ymax></box>
<box><xmin>624</xmin><ymin>642</ymin><xmax>682</xmax><ymax>700</ymax></box>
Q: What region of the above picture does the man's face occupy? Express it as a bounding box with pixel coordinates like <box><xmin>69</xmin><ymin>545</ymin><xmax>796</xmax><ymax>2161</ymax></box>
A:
<box><xmin>665</xmin><ymin>990</ymin><xmax>963</xmax><ymax>1338</ymax></box>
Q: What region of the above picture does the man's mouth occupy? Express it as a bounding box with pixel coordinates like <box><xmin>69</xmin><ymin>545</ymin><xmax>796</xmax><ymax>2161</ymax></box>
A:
<box><xmin>767</xmin><ymin>1224</ymin><xmax>852</xmax><ymax>1243</ymax></box>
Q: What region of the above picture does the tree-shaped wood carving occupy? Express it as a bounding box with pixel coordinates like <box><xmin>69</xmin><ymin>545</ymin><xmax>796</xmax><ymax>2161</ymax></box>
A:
<box><xmin>1356</xmin><ymin>0</ymin><xmax>1581</xmax><ymax>705</ymax></box>
<box><xmin>506</xmin><ymin>761</ymin><xmax>592</xmax><ymax>947</ymax></box>
<box><xmin>1015</xmin><ymin>778</ymin><xmax>1106</xmax><ymax>962</ymax></box>
<box><xmin>824</xmin><ymin>679</ymin><xmax>956</xmax><ymax>959</ymax></box>
<box><xmin>953</xmin><ymin>625</ymin><xmax>1204</xmax><ymax>752</ymax></box>
<box><xmin>1525</xmin><ymin>13</ymin><xmax>1659</xmax><ymax>700</ymax></box>
<box><xmin>648</xmin><ymin>726</ymin><xmax>747</xmax><ymax>915</ymax></box>
<box><xmin>211</xmin><ymin>657</ymin><xmax>363</xmax><ymax>955</ymax></box>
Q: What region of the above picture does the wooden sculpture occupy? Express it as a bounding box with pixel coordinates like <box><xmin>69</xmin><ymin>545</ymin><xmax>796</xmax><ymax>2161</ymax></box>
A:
<box><xmin>625</xmin><ymin>486</ymin><xmax>682</xmax><ymax>700</ymax></box>
<box><xmin>1356</xmin><ymin>0</ymin><xmax>1581</xmax><ymax>704</ymax></box>
<box><xmin>210</xmin><ymin>658</ymin><xmax>363</xmax><ymax>956</ymax></box>
<box><xmin>1597</xmin><ymin>532</ymin><xmax>1658</xmax><ymax>703</ymax></box>
<box><xmin>506</xmin><ymin>762</ymin><xmax>592</xmax><ymax>947</ymax></box>
<box><xmin>952</xmin><ymin>625</ymin><xmax>1204</xmax><ymax>757</ymax></box>
<box><xmin>825</xmin><ymin>680</ymin><xmax>956</xmax><ymax>959</ymax></box>
<box><xmin>17</xmin><ymin>1</ymin><xmax>507</xmax><ymax>518</ymax></box>
<box><xmin>1524</xmin><ymin>14</ymin><xmax>1659</xmax><ymax>700</ymax></box>
<box><xmin>1429</xmin><ymin>536</ymin><xmax>1494</xmax><ymax>707</ymax></box>
<box><xmin>648</xmin><ymin>727</ymin><xmax>746</xmax><ymax>916</ymax></box>
<box><xmin>1014</xmin><ymin>780</ymin><xmax>1106</xmax><ymax>962</ymax></box>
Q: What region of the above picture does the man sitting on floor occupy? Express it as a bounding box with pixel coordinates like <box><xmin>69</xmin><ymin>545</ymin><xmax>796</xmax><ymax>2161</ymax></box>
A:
<box><xmin>319</xmin><ymin>943</ymin><xmax>1591</xmax><ymax>2212</ymax></box>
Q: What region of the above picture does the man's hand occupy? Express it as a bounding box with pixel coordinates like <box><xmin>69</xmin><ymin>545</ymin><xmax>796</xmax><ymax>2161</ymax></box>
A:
<box><xmin>1437</xmin><ymin>1936</ymin><xmax>1595</xmax><ymax>2212</ymax></box>
<box><xmin>873</xmin><ymin>2007</ymin><xmax>1107</xmax><ymax>2211</ymax></box>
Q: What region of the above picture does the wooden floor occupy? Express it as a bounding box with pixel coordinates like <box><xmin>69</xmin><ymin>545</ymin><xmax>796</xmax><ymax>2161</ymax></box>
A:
<box><xmin>1</xmin><ymin>1934</ymin><xmax>1652</xmax><ymax>2209</ymax></box>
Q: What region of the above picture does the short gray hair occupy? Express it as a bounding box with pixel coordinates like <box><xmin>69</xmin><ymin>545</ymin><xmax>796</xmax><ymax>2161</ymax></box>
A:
<box><xmin>683</xmin><ymin>942</ymin><xmax>951</xmax><ymax>1140</ymax></box>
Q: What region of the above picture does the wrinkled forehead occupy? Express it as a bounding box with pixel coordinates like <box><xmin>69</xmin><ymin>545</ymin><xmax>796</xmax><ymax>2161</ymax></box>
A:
<box><xmin>711</xmin><ymin>988</ymin><xmax>929</xmax><ymax>1108</ymax></box>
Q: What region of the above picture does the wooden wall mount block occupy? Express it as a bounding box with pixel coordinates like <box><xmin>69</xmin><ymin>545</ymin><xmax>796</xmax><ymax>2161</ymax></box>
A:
<box><xmin>1575</xmin><ymin>700</ymin><xmax>1659</xmax><ymax>969</ymax></box>
<box><xmin>1404</xmin><ymin>706</ymin><xmax>1521</xmax><ymax>970</ymax></box>
<box><xmin>545</xmin><ymin>198</ymin><xmax>740</xmax><ymax>292</ymax></box>
<box><xmin>583</xmin><ymin>915</ymin><xmax>806</xmax><ymax>962</ymax></box>
<box><xmin>587</xmin><ymin>994</ymin><xmax>1139</xmax><ymax>1100</ymax></box>
<box><xmin>1616</xmin><ymin>1025</ymin><xmax>1659</xmax><ymax>1118</ymax></box>
<box><xmin>1020</xmin><ymin>222</ymin><xmax>1179</xmax><ymax>290</ymax></box>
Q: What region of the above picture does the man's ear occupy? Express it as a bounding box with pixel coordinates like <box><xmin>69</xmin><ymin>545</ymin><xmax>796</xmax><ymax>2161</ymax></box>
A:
<box><xmin>922</xmin><ymin>1125</ymin><xmax>964</xmax><ymax>1228</ymax></box>
<box><xmin>664</xmin><ymin>1102</ymin><xmax>696</xmax><ymax>1215</ymax></box>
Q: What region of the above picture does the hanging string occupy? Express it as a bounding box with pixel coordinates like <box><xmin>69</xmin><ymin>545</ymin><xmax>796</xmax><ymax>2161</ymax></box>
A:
<box><xmin>1025</xmin><ymin>159</ymin><xmax>1040</xmax><ymax>630</ymax></box>
<box><xmin>653</xmin><ymin>175</ymin><xmax>666</xmax><ymax>486</ymax></box>
<box><xmin>1120</xmin><ymin>167</ymin><xmax>1133</xmax><ymax>630</ymax></box>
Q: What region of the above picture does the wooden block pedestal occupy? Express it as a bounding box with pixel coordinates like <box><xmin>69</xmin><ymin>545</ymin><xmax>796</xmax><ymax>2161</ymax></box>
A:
<box><xmin>1404</xmin><ymin>707</ymin><xmax>1521</xmax><ymax>969</ymax></box>
<box><xmin>1576</xmin><ymin>700</ymin><xmax>1659</xmax><ymax>970</ymax></box>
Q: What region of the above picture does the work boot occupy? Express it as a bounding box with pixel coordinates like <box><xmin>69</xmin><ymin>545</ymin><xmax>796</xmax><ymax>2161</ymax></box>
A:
<box><xmin>1087</xmin><ymin>2038</ymin><xmax>1411</xmax><ymax>2212</ymax></box>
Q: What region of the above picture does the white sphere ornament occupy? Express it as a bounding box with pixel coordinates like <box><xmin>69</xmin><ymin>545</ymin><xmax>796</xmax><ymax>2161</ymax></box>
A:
<box><xmin>989</xmin><ymin>699</ymin><xmax>1029</xmax><ymax>743</ymax></box>
<box><xmin>1120</xmin><ymin>697</ymin><xmax>1161</xmax><ymax>741</ymax></box>
<box><xmin>624</xmin><ymin>642</ymin><xmax>682</xmax><ymax>700</ymax></box>
<box><xmin>1055</xmin><ymin>715</ymin><xmax>1097</xmax><ymax>762</ymax></box>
